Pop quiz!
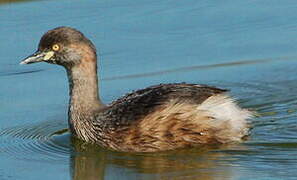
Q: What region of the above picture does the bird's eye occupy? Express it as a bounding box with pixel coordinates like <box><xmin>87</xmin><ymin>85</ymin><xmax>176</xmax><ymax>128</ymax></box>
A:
<box><xmin>52</xmin><ymin>44</ymin><xmax>60</xmax><ymax>51</ymax></box>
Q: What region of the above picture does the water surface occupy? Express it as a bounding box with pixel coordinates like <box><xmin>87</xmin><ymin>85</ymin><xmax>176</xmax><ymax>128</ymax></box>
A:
<box><xmin>1</xmin><ymin>0</ymin><xmax>297</xmax><ymax>179</ymax></box>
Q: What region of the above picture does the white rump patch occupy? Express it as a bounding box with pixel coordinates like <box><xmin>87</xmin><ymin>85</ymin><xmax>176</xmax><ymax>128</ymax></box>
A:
<box><xmin>197</xmin><ymin>94</ymin><xmax>253</xmax><ymax>142</ymax></box>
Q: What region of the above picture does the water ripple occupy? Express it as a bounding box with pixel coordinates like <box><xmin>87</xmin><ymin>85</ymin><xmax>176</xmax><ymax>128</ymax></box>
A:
<box><xmin>0</xmin><ymin>120</ymin><xmax>70</xmax><ymax>163</ymax></box>
<box><xmin>103</xmin><ymin>56</ymin><xmax>297</xmax><ymax>81</ymax></box>
<box><xmin>0</xmin><ymin>69</ymin><xmax>46</xmax><ymax>77</ymax></box>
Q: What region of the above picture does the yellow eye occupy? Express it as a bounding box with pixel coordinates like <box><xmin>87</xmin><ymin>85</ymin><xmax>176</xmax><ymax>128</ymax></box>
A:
<box><xmin>52</xmin><ymin>44</ymin><xmax>60</xmax><ymax>51</ymax></box>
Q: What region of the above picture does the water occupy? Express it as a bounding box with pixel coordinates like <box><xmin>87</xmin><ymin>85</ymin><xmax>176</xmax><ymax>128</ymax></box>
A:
<box><xmin>1</xmin><ymin>0</ymin><xmax>297</xmax><ymax>179</ymax></box>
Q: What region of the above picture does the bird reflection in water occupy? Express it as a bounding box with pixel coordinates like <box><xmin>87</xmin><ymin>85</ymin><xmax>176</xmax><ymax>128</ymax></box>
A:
<box><xmin>70</xmin><ymin>137</ymin><xmax>239</xmax><ymax>180</ymax></box>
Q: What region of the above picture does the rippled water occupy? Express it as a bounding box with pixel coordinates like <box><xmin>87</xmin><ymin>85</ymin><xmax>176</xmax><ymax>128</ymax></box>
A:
<box><xmin>1</xmin><ymin>0</ymin><xmax>297</xmax><ymax>179</ymax></box>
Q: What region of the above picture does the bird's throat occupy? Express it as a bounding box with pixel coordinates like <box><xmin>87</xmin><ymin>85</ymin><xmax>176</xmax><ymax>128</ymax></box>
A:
<box><xmin>66</xmin><ymin>61</ymin><xmax>103</xmax><ymax>135</ymax></box>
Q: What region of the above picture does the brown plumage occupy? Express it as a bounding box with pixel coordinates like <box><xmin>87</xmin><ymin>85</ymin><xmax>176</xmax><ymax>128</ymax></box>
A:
<box><xmin>20</xmin><ymin>27</ymin><xmax>252</xmax><ymax>152</ymax></box>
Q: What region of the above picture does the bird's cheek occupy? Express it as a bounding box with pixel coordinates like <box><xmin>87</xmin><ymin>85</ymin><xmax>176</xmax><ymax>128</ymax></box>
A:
<box><xmin>43</xmin><ymin>51</ymin><xmax>55</xmax><ymax>61</ymax></box>
<box><xmin>46</xmin><ymin>53</ymin><xmax>60</xmax><ymax>64</ymax></box>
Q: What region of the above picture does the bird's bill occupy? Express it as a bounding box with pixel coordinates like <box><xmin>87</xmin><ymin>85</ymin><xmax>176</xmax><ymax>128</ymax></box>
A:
<box><xmin>20</xmin><ymin>51</ymin><xmax>54</xmax><ymax>64</ymax></box>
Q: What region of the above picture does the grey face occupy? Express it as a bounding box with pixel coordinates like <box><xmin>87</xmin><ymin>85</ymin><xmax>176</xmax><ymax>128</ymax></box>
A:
<box><xmin>20</xmin><ymin>26</ymin><xmax>95</xmax><ymax>68</ymax></box>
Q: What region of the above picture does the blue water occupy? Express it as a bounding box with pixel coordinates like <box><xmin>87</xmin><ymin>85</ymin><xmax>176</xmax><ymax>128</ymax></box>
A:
<box><xmin>1</xmin><ymin>0</ymin><xmax>297</xmax><ymax>179</ymax></box>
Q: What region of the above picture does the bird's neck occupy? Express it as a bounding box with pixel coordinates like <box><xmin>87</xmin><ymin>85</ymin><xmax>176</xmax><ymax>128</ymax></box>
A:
<box><xmin>66</xmin><ymin>60</ymin><xmax>104</xmax><ymax>136</ymax></box>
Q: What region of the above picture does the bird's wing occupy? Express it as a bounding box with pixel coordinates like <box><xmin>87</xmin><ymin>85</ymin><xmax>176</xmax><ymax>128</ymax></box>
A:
<box><xmin>96</xmin><ymin>83</ymin><xmax>227</xmax><ymax>128</ymax></box>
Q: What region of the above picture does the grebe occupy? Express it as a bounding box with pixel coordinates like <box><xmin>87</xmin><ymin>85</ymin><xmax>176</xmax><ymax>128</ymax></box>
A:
<box><xmin>20</xmin><ymin>27</ymin><xmax>252</xmax><ymax>152</ymax></box>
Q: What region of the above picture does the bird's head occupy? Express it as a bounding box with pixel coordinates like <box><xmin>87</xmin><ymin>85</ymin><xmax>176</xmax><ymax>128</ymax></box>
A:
<box><xmin>20</xmin><ymin>26</ymin><xmax>97</xmax><ymax>68</ymax></box>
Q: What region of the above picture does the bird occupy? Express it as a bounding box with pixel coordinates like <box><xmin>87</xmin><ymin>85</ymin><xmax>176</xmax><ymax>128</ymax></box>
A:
<box><xmin>20</xmin><ymin>27</ymin><xmax>252</xmax><ymax>152</ymax></box>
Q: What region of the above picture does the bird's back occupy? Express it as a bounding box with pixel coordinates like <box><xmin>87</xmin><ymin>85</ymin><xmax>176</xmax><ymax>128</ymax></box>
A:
<box><xmin>99</xmin><ymin>83</ymin><xmax>226</xmax><ymax>127</ymax></box>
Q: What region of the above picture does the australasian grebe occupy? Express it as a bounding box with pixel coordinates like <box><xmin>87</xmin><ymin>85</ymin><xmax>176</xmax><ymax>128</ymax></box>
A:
<box><xmin>20</xmin><ymin>27</ymin><xmax>252</xmax><ymax>152</ymax></box>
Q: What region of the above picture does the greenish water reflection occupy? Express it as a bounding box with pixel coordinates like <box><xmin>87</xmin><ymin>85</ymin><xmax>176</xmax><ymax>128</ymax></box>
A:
<box><xmin>70</xmin><ymin>138</ymin><xmax>236</xmax><ymax>180</ymax></box>
<box><xmin>0</xmin><ymin>0</ymin><xmax>33</xmax><ymax>5</ymax></box>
